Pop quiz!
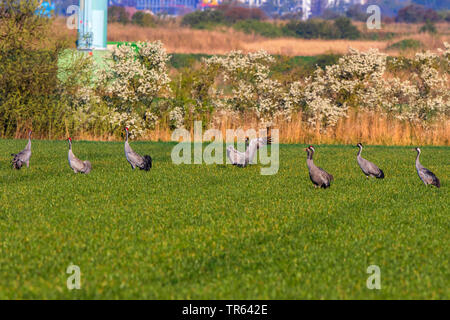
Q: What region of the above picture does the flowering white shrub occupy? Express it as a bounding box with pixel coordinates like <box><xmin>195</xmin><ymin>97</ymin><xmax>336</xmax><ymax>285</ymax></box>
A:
<box><xmin>98</xmin><ymin>41</ymin><xmax>171</xmax><ymax>106</ymax></box>
<box><xmin>201</xmin><ymin>50</ymin><xmax>290</xmax><ymax>125</ymax></box>
<box><xmin>285</xmin><ymin>46</ymin><xmax>449</xmax><ymax>127</ymax></box>
<box><xmin>375</xmin><ymin>46</ymin><xmax>449</xmax><ymax>123</ymax></box>
<box><xmin>169</xmin><ymin>107</ymin><xmax>185</xmax><ymax>129</ymax></box>
<box><xmin>66</xmin><ymin>43</ymin><xmax>448</xmax><ymax>137</ymax></box>
<box><xmin>108</xmin><ymin>110</ymin><xmax>146</xmax><ymax>139</ymax></box>
<box><xmin>95</xmin><ymin>41</ymin><xmax>171</xmax><ymax>137</ymax></box>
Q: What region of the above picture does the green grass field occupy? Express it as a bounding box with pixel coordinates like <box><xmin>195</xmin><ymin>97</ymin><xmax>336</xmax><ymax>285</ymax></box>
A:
<box><xmin>0</xmin><ymin>140</ymin><xmax>448</xmax><ymax>299</ymax></box>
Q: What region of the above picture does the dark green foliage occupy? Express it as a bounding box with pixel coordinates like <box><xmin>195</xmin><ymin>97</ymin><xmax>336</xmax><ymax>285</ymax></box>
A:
<box><xmin>271</xmin><ymin>54</ymin><xmax>341</xmax><ymax>79</ymax></box>
<box><xmin>181</xmin><ymin>6</ymin><xmax>267</xmax><ymax>30</ymax></box>
<box><xmin>333</xmin><ymin>17</ymin><xmax>361</xmax><ymax>40</ymax></box>
<box><xmin>233</xmin><ymin>19</ymin><xmax>284</xmax><ymax>38</ymax></box>
<box><xmin>131</xmin><ymin>11</ymin><xmax>155</xmax><ymax>27</ymax></box>
<box><xmin>419</xmin><ymin>21</ymin><xmax>438</xmax><ymax>34</ymax></box>
<box><xmin>387</xmin><ymin>39</ymin><xmax>424</xmax><ymax>51</ymax></box>
<box><xmin>0</xmin><ymin>0</ymin><xmax>70</xmax><ymax>138</ymax></box>
<box><xmin>283</xmin><ymin>17</ymin><xmax>361</xmax><ymax>40</ymax></box>
<box><xmin>181</xmin><ymin>9</ymin><xmax>226</xmax><ymax>29</ymax></box>
<box><xmin>108</xmin><ymin>5</ymin><xmax>130</xmax><ymax>24</ymax></box>
<box><xmin>182</xmin><ymin>9</ymin><xmax>362</xmax><ymax>40</ymax></box>
<box><xmin>169</xmin><ymin>53</ymin><xmax>212</xmax><ymax>69</ymax></box>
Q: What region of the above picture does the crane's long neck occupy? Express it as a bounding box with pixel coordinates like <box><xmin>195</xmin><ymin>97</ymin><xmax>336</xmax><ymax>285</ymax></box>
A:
<box><xmin>357</xmin><ymin>146</ymin><xmax>362</xmax><ymax>157</ymax></box>
<box><xmin>415</xmin><ymin>150</ymin><xmax>421</xmax><ymax>168</ymax></box>
<box><xmin>68</xmin><ymin>140</ymin><xmax>72</xmax><ymax>150</ymax></box>
<box><xmin>25</xmin><ymin>137</ymin><xmax>31</xmax><ymax>150</ymax></box>
<box><xmin>245</xmin><ymin>140</ymin><xmax>258</xmax><ymax>163</ymax></box>
<box><xmin>308</xmin><ymin>150</ymin><xmax>316</xmax><ymax>168</ymax></box>
<box><xmin>126</xmin><ymin>130</ymin><xmax>129</xmax><ymax>142</ymax></box>
<box><xmin>306</xmin><ymin>151</ymin><xmax>313</xmax><ymax>169</ymax></box>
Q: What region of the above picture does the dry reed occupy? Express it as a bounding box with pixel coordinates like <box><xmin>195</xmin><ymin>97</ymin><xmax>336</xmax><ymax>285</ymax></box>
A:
<box><xmin>106</xmin><ymin>22</ymin><xmax>450</xmax><ymax>56</ymax></box>
<box><xmin>69</xmin><ymin>111</ymin><xmax>449</xmax><ymax>146</ymax></box>
<box><xmin>53</xmin><ymin>19</ymin><xmax>450</xmax><ymax>56</ymax></box>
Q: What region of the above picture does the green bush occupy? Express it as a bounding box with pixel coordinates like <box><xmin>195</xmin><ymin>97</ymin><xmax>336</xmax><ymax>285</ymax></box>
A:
<box><xmin>419</xmin><ymin>21</ymin><xmax>437</xmax><ymax>34</ymax></box>
<box><xmin>181</xmin><ymin>10</ymin><xmax>226</xmax><ymax>29</ymax></box>
<box><xmin>283</xmin><ymin>19</ymin><xmax>331</xmax><ymax>39</ymax></box>
<box><xmin>132</xmin><ymin>11</ymin><xmax>155</xmax><ymax>27</ymax></box>
<box><xmin>387</xmin><ymin>39</ymin><xmax>424</xmax><ymax>51</ymax></box>
<box><xmin>108</xmin><ymin>5</ymin><xmax>130</xmax><ymax>24</ymax></box>
<box><xmin>0</xmin><ymin>0</ymin><xmax>70</xmax><ymax>138</ymax></box>
<box><xmin>169</xmin><ymin>53</ymin><xmax>211</xmax><ymax>69</ymax></box>
<box><xmin>333</xmin><ymin>17</ymin><xmax>361</xmax><ymax>40</ymax></box>
<box><xmin>283</xmin><ymin>18</ymin><xmax>360</xmax><ymax>40</ymax></box>
<box><xmin>233</xmin><ymin>20</ymin><xmax>283</xmax><ymax>38</ymax></box>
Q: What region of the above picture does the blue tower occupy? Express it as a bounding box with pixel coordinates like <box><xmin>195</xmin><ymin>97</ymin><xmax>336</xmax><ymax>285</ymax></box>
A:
<box><xmin>77</xmin><ymin>0</ymin><xmax>108</xmax><ymax>50</ymax></box>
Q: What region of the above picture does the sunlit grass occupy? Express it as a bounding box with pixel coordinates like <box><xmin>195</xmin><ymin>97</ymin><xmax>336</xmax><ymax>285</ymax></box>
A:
<box><xmin>0</xmin><ymin>139</ymin><xmax>448</xmax><ymax>299</ymax></box>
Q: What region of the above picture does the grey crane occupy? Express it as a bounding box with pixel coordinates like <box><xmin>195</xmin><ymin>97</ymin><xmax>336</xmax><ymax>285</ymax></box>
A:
<box><xmin>414</xmin><ymin>147</ymin><xmax>440</xmax><ymax>188</ymax></box>
<box><xmin>124</xmin><ymin>127</ymin><xmax>152</xmax><ymax>171</ymax></box>
<box><xmin>226</xmin><ymin>129</ymin><xmax>272</xmax><ymax>168</ymax></box>
<box><xmin>67</xmin><ymin>138</ymin><xmax>92</xmax><ymax>174</ymax></box>
<box><xmin>11</xmin><ymin>130</ymin><xmax>32</xmax><ymax>170</ymax></box>
<box><xmin>356</xmin><ymin>143</ymin><xmax>384</xmax><ymax>179</ymax></box>
<box><xmin>305</xmin><ymin>146</ymin><xmax>334</xmax><ymax>188</ymax></box>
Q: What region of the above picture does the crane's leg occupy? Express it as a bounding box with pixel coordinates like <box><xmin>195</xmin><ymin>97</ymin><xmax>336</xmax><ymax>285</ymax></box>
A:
<box><xmin>26</xmin><ymin>160</ymin><xmax>30</xmax><ymax>168</ymax></box>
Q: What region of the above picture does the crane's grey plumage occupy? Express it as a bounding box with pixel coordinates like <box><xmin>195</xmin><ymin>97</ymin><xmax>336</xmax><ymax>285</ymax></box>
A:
<box><xmin>227</xmin><ymin>131</ymin><xmax>272</xmax><ymax>168</ymax></box>
<box><xmin>67</xmin><ymin>138</ymin><xmax>92</xmax><ymax>174</ymax></box>
<box><xmin>414</xmin><ymin>147</ymin><xmax>440</xmax><ymax>188</ymax></box>
<box><xmin>11</xmin><ymin>130</ymin><xmax>32</xmax><ymax>170</ymax></box>
<box><xmin>124</xmin><ymin>128</ymin><xmax>152</xmax><ymax>171</ymax></box>
<box><xmin>306</xmin><ymin>146</ymin><xmax>334</xmax><ymax>188</ymax></box>
<box><xmin>356</xmin><ymin>143</ymin><xmax>384</xmax><ymax>179</ymax></box>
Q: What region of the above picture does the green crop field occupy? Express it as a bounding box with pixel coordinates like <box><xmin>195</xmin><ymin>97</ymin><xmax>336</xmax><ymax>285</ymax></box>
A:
<box><xmin>0</xmin><ymin>140</ymin><xmax>448</xmax><ymax>299</ymax></box>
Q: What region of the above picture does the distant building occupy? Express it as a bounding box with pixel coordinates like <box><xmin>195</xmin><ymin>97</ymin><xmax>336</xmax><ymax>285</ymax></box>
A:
<box><xmin>104</xmin><ymin>0</ymin><xmax>370</xmax><ymax>17</ymax></box>
<box><xmin>134</xmin><ymin>0</ymin><xmax>200</xmax><ymax>14</ymax></box>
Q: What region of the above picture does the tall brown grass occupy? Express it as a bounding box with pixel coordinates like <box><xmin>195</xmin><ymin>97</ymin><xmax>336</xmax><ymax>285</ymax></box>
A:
<box><xmin>115</xmin><ymin>111</ymin><xmax>450</xmax><ymax>146</ymax></box>
<box><xmin>106</xmin><ymin>22</ymin><xmax>450</xmax><ymax>56</ymax></box>
<box><xmin>54</xmin><ymin>19</ymin><xmax>450</xmax><ymax>56</ymax></box>
<box><xmin>107</xmin><ymin>23</ymin><xmax>388</xmax><ymax>56</ymax></box>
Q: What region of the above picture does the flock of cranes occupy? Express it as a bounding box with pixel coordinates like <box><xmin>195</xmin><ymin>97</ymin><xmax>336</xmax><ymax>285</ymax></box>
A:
<box><xmin>304</xmin><ymin>144</ymin><xmax>440</xmax><ymax>189</ymax></box>
<box><xmin>8</xmin><ymin>129</ymin><xmax>441</xmax><ymax>189</ymax></box>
